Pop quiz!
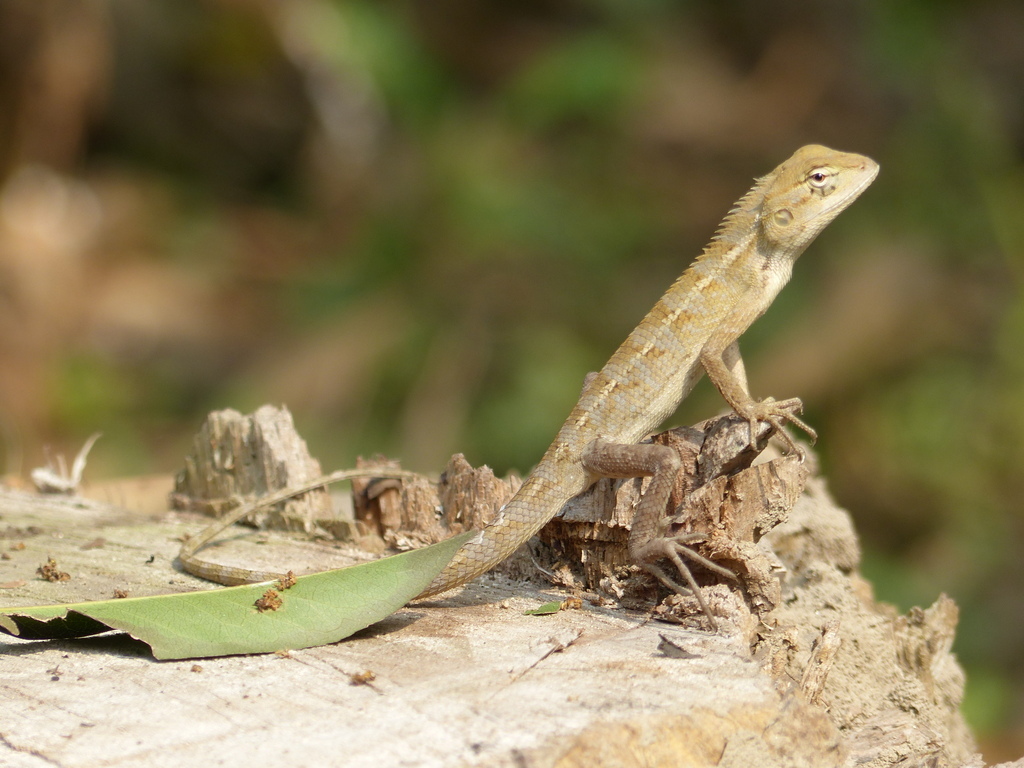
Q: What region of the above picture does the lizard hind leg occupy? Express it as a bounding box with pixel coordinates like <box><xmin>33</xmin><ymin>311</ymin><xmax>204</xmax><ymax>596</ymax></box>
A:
<box><xmin>583</xmin><ymin>439</ymin><xmax>732</xmax><ymax>630</ymax></box>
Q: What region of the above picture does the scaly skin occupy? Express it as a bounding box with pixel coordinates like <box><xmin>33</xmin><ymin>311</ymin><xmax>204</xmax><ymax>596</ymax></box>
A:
<box><xmin>417</xmin><ymin>145</ymin><xmax>878</xmax><ymax>598</ymax></box>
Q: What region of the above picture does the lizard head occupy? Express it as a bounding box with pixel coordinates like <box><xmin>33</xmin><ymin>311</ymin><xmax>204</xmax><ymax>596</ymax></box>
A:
<box><xmin>758</xmin><ymin>144</ymin><xmax>879</xmax><ymax>259</ymax></box>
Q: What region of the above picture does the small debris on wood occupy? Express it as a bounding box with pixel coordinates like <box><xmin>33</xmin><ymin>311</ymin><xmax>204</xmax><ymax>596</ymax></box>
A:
<box><xmin>113</xmin><ymin>589</ymin><xmax>129</xmax><ymax>599</ymax></box>
<box><xmin>2</xmin><ymin>527</ymin><xmax>41</xmax><ymax>540</ymax></box>
<box><xmin>525</xmin><ymin>597</ymin><xmax>584</xmax><ymax>616</ymax></box>
<box><xmin>349</xmin><ymin>670</ymin><xmax>376</xmax><ymax>686</ymax></box>
<box><xmin>80</xmin><ymin>537</ymin><xmax>106</xmax><ymax>550</ymax></box>
<box><xmin>31</xmin><ymin>432</ymin><xmax>101</xmax><ymax>494</ymax></box>
<box><xmin>275</xmin><ymin>571</ymin><xmax>297</xmax><ymax>590</ymax></box>
<box><xmin>509</xmin><ymin>629</ymin><xmax>585</xmax><ymax>682</ymax></box>
<box><xmin>36</xmin><ymin>557</ymin><xmax>70</xmax><ymax>582</ymax></box>
<box><xmin>525</xmin><ymin>601</ymin><xmax>564</xmax><ymax>616</ymax></box>
<box><xmin>254</xmin><ymin>588</ymin><xmax>283</xmax><ymax>612</ymax></box>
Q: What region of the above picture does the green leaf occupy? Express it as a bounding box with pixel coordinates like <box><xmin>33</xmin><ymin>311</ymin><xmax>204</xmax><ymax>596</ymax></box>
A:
<box><xmin>0</xmin><ymin>532</ymin><xmax>473</xmax><ymax>660</ymax></box>
<box><xmin>524</xmin><ymin>600</ymin><xmax>563</xmax><ymax>616</ymax></box>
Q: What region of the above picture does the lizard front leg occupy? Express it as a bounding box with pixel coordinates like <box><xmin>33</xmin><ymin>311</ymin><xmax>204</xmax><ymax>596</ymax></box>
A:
<box><xmin>582</xmin><ymin>439</ymin><xmax>736</xmax><ymax>628</ymax></box>
<box><xmin>703</xmin><ymin>333</ymin><xmax>816</xmax><ymax>458</ymax></box>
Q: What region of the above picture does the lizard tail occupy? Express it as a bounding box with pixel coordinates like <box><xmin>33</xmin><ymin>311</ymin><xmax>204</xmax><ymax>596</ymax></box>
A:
<box><xmin>416</xmin><ymin>467</ymin><xmax>584</xmax><ymax>598</ymax></box>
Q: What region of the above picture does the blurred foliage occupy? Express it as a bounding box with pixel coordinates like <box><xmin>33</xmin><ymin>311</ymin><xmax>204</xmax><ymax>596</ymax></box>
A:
<box><xmin>1</xmin><ymin>0</ymin><xmax>1024</xmax><ymax>757</ymax></box>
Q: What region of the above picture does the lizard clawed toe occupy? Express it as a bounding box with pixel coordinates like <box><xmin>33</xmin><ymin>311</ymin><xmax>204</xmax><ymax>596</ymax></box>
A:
<box><xmin>634</xmin><ymin>535</ymin><xmax>740</xmax><ymax>630</ymax></box>
<box><xmin>771</xmin><ymin>398</ymin><xmax>817</xmax><ymax>445</ymax></box>
<box><xmin>659</xmin><ymin>532</ymin><xmax>738</xmax><ymax>581</ymax></box>
<box><xmin>739</xmin><ymin>396</ymin><xmax>816</xmax><ymax>459</ymax></box>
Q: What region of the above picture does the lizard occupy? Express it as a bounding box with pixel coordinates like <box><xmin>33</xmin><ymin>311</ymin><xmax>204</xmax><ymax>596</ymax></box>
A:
<box><xmin>179</xmin><ymin>144</ymin><xmax>878</xmax><ymax>615</ymax></box>
<box><xmin>417</xmin><ymin>144</ymin><xmax>878</xmax><ymax>601</ymax></box>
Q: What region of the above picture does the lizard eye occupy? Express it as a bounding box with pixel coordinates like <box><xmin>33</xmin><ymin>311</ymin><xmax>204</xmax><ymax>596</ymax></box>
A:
<box><xmin>808</xmin><ymin>169</ymin><xmax>830</xmax><ymax>188</ymax></box>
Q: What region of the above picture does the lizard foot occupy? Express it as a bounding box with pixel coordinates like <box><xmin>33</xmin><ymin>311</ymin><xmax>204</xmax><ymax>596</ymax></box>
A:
<box><xmin>738</xmin><ymin>396</ymin><xmax>816</xmax><ymax>460</ymax></box>
<box><xmin>634</xmin><ymin>533</ymin><xmax>738</xmax><ymax>631</ymax></box>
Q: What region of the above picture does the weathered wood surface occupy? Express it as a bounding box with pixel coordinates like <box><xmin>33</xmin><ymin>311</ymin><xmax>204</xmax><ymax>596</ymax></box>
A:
<box><xmin>0</xmin><ymin>456</ymin><xmax>1004</xmax><ymax>768</ymax></box>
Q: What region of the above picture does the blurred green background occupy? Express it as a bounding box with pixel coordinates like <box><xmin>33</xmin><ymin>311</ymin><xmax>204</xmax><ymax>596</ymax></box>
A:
<box><xmin>1</xmin><ymin>0</ymin><xmax>1022</xmax><ymax>757</ymax></box>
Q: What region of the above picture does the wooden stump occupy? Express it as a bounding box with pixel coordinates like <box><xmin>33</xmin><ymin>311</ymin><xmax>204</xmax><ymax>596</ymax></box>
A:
<box><xmin>169</xmin><ymin>405</ymin><xmax>330</xmax><ymax>533</ymax></box>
